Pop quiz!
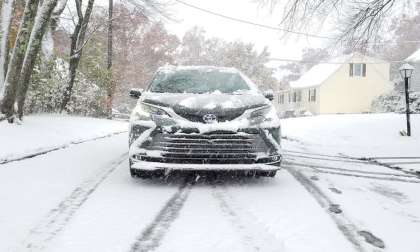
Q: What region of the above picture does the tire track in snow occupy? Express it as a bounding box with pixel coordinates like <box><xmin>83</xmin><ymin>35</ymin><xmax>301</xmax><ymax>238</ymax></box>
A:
<box><xmin>285</xmin><ymin>166</ymin><xmax>380</xmax><ymax>252</ymax></box>
<box><xmin>284</xmin><ymin>162</ymin><xmax>420</xmax><ymax>184</ymax></box>
<box><xmin>0</xmin><ymin>131</ymin><xmax>127</xmax><ymax>165</ymax></box>
<box><xmin>212</xmin><ymin>186</ymin><xmax>286</xmax><ymax>252</ymax></box>
<box><xmin>20</xmin><ymin>154</ymin><xmax>128</xmax><ymax>251</ymax></box>
<box><xmin>129</xmin><ymin>180</ymin><xmax>193</xmax><ymax>252</ymax></box>
<box><xmin>286</xmin><ymin>161</ymin><xmax>418</xmax><ymax>178</ymax></box>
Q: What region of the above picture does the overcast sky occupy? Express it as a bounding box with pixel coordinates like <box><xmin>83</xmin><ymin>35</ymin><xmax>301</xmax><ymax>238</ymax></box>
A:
<box><xmin>165</xmin><ymin>0</ymin><xmax>328</xmax><ymax>63</ymax></box>
<box><xmin>89</xmin><ymin>0</ymin><xmax>334</xmax><ymax>75</ymax></box>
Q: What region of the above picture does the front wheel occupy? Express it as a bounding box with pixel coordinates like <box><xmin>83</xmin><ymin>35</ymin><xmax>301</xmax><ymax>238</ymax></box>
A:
<box><xmin>130</xmin><ymin>168</ymin><xmax>155</xmax><ymax>179</ymax></box>
<box><xmin>257</xmin><ymin>170</ymin><xmax>277</xmax><ymax>177</ymax></box>
<box><xmin>130</xmin><ymin>160</ymin><xmax>160</xmax><ymax>179</ymax></box>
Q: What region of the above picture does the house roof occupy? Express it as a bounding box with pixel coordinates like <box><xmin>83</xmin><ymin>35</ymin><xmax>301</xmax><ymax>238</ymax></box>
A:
<box><xmin>289</xmin><ymin>53</ymin><xmax>387</xmax><ymax>89</ymax></box>
<box><xmin>406</xmin><ymin>48</ymin><xmax>420</xmax><ymax>62</ymax></box>
<box><xmin>289</xmin><ymin>55</ymin><xmax>349</xmax><ymax>89</ymax></box>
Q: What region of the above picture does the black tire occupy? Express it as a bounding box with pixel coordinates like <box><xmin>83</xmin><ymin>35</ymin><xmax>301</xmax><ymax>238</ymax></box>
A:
<box><xmin>129</xmin><ymin>160</ymin><xmax>160</xmax><ymax>179</ymax></box>
<box><xmin>130</xmin><ymin>167</ymin><xmax>157</xmax><ymax>179</ymax></box>
<box><xmin>267</xmin><ymin>170</ymin><xmax>277</xmax><ymax>177</ymax></box>
<box><xmin>257</xmin><ymin>170</ymin><xmax>277</xmax><ymax>177</ymax></box>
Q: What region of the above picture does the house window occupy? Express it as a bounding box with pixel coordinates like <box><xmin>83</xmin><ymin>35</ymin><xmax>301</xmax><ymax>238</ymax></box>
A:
<box><xmin>308</xmin><ymin>89</ymin><xmax>316</xmax><ymax>102</ymax></box>
<box><xmin>293</xmin><ymin>91</ymin><xmax>302</xmax><ymax>102</ymax></box>
<box><xmin>278</xmin><ymin>93</ymin><xmax>284</xmax><ymax>104</ymax></box>
<box><xmin>349</xmin><ymin>63</ymin><xmax>366</xmax><ymax>77</ymax></box>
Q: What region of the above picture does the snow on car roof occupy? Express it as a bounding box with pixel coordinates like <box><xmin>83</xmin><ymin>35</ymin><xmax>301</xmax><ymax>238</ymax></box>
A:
<box><xmin>155</xmin><ymin>65</ymin><xmax>259</xmax><ymax>91</ymax></box>
<box><xmin>158</xmin><ymin>65</ymin><xmax>239</xmax><ymax>73</ymax></box>
<box><xmin>406</xmin><ymin>48</ymin><xmax>420</xmax><ymax>62</ymax></box>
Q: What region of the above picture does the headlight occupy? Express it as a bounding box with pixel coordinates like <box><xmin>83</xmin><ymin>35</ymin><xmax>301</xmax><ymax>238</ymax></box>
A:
<box><xmin>249</xmin><ymin>105</ymin><xmax>276</xmax><ymax>124</ymax></box>
<box><xmin>249</xmin><ymin>105</ymin><xmax>271</xmax><ymax>119</ymax></box>
<box><xmin>131</xmin><ymin>103</ymin><xmax>170</xmax><ymax>121</ymax></box>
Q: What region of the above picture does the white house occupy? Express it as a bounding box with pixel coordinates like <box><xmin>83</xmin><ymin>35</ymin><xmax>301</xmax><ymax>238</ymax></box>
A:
<box><xmin>405</xmin><ymin>48</ymin><xmax>420</xmax><ymax>91</ymax></box>
<box><xmin>274</xmin><ymin>53</ymin><xmax>393</xmax><ymax>116</ymax></box>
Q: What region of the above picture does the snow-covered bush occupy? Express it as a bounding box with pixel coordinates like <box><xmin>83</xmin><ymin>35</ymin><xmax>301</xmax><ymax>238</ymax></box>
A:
<box><xmin>372</xmin><ymin>90</ymin><xmax>420</xmax><ymax>113</ymax></box>
<box><xmin>25</xmin><ymin>57</ymin><xmax>107</xmax><ymax>117</ymax></box>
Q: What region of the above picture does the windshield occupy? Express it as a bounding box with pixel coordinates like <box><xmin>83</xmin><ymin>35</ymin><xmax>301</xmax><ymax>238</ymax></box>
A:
<box><xmin>149</xmin><ymin>69</ymin><xmax>251</xmax><ymax>94</ymax></box>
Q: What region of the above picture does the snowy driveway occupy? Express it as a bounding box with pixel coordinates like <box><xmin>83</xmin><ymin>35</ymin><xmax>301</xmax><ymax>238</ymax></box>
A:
<box><xmin>1</xmin><ymin>114</ymin><xmax>419</xmax><ymax>252</ymax></box>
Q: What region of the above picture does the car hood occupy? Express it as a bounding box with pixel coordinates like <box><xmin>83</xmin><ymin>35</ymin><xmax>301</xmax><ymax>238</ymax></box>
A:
<box><xmin>141</xmin><ymin>92</ymin><xmax>270</xmax><ymax>122</ymax></box>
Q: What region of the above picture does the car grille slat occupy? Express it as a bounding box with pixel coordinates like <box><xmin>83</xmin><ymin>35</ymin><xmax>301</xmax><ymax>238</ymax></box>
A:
<box><xmin>149</xmin><ymin>146</ymin><xmax>263</xmax><ymax>153</ymax></box>
<box><xmin>142</xmin><ymin>132</ymin><xmax>269</xmax><ymax>164</ymax></box>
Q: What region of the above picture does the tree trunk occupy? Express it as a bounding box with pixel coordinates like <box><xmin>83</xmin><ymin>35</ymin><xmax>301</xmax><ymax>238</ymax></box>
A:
<box><xmin>16</xmin><ymin>0</ymin><xmax>60</xmax><ymax>119</ymax></box>
<box><xmin>50</xmin><ymin>0</ymin><xmax>68</xmax><ymax>32</ymax></box>
<box><xmin>0</xmin><ymin>0</ymin><xmax>39</xmax><ymax>120</ymax></box>
<box><xmin>0</xmin><ymin>0</ymin><xmax>15</xmax><ymax>94</ymax></box>
<box><xmin>60</xmin><ymin>0</ymin><xmax>95</xmax><ymax>112</ymax></box>
<box><xmin>106</xmin><ymin>0</ymin><xmax>113</xmax><ymax>118</ymax></box>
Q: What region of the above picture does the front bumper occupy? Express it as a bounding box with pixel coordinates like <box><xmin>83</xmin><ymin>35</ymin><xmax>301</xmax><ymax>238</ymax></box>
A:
<box><xmin>129</xmin><ymin>125</ymin><xmax>282</xmax><ymax>172</ymax></box>
<box><xmin>131</xmin><ymin>160</ymin><xmax>281</xmax><ymax>172</ymax></box>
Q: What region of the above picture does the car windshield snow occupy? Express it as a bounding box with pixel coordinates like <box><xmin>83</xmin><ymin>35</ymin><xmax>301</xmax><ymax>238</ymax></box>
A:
<box><xmin>149</xmin><ymin>69</ymin><xmax>251</xmax><ymax>94</ymax></box>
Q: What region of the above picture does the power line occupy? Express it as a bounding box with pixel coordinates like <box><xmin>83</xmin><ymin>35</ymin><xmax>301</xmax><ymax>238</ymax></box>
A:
<box><xmin>268</xmin><ymin>57</ymin><xmax>406</xmax><ymax>64</ymax></box>
<box><xmin>174</xmin><ymin>0</ymin><xmax>420</xmax><ymax>45</ymax></box>
<box><xmin>173</xmin><ymin>0</ymin><xmax>335</xmax><ymax>40</ymax></box>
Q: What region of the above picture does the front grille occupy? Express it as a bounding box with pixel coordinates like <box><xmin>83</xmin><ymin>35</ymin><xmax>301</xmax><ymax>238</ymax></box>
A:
<box><xmin>140</xmin><ymin>132</ymin><xmax>271</xmax><ymax>164</ymax></box>
<box><xmin>175</xmin><ymin>113</ymin><xmax>244</xmax><ymax>123</ymax></box>
<box><xmin>173</xmin><ymin>108</ymin><xmax>245</xmax><ymax>123</ymax></box>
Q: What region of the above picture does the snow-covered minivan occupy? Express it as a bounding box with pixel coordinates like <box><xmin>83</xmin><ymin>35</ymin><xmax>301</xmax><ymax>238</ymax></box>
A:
<box><xmin>128</xmin><ymin>66</ymin><xmax>282</xmax><ymax>178</ymax></box>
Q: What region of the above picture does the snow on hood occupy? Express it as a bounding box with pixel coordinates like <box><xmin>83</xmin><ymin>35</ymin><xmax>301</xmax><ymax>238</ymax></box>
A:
<box><xmin>142</xmin><ymin>92</ymin><xmax>269</xmax><ymax>111</ymax></box>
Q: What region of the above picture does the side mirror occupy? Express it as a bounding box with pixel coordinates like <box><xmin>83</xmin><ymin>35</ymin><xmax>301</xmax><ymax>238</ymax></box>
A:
<box><xmin>263</xmin><ymin>90</ymin><xmax>274</xmax><ymax>101</ymax></box>
<box><xmin>129</xmin><ymin>88</ymin><xmax>142</xmax><ymax>99</ymax></box>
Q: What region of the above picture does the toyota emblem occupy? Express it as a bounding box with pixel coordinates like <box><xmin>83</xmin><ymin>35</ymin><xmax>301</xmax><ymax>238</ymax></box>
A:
<box><xmin>203</xmin><ymin>114</ymin><xmax>218</xmax><ymax>124</ymax></box>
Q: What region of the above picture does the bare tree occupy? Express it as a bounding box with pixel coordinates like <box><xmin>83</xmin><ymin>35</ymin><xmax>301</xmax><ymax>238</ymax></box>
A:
<box><xmin>1</xmin><ymin>0</ymin><xmax>62</xmax><ymax>121</ymax></box>
<box><xmin>106</xmin><ymin>0</ymin><xmax>113</xmax><ymax>118</ymax></box>
<box><xmin>0</xmin><ymin>0</ymin><xmax>15</xmax><ymax>90</ymax></box>
<box><xmin>16</xmin><ymin>0</ymin><xmax>62</xmax><ymax>119</ymax></box>
<box><xmin>0</xmin><ymin>0</ymin><xmax>40</xmax><ymax>120</ymax></box>
<box><xmin>50</xmin><ymin>0</ymin><xmax>69</xmax><ymax>32</ymax></box>
<box><xmin>60</xmin><ymin>0</ymin><xmax>95</xmax><ymax>112</ymax></box>
<box><xmin>258</xmin><ymin>0</ymin><xmax>407</xmax><ymax>49</ymax></box>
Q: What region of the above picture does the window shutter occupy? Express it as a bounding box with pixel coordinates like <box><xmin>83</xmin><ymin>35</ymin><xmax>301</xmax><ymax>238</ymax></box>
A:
<box><xmin>349</xmin><ymin>63</ymin><xmax>353</xmax><ymax>77</ymax></box>
<box><xmin>362</xmin><ymin>63</ymin><xmax>366</xmax><ymax>77</ymax></box>
<box><xmin>308</xmin><ymin>90</ymin><xmax>311</xmax><ymax>101</ymax></box>
<box><xmin>314</xmin><ymin>89</ymin><xmax>316</xmax><ymax>102</ymax></box>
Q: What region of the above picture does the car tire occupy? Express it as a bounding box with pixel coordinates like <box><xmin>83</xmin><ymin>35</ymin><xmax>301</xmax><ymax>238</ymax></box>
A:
<box><xmin>267</xmin><ymin>171</ymin><xmax>277</xmax><ymax>177</ymax></box>
<box><xmin>257</xmin><ymin>170</ymin><xmax>277</xmax><ymax>177</ymax></box>
<box><xmin>130</xmin><ymin>160</ymin><xmax>160</xmax><ymax>179</ymax></box>
<box><xmin>130</xmin><ymin>167</ymin><xmax>156</xmax><ymax>179</ymax></box>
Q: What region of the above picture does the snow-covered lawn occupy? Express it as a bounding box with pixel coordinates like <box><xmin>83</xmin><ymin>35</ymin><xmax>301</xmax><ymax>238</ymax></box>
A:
<box><xmin>281</xmin><ymin>113</ymin><xmax>420</xmax><ymax>172</ymax></box>
<box><xmin>282</xmin><ymin>113</ymin><xmax>420</xmax><ymax>252</ymax></box>
<box><xmin>0</xmin><ymin>114</ymin><xmax>128</xmax><ymax>163</ymax></box>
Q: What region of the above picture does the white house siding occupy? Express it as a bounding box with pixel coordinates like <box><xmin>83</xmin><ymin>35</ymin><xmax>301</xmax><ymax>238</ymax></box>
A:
<box><xmin>406</xmin><ymin>49</ymin><xmax>420</xmax><ymax>91</ymax></box>
<box><xmin>275</xmin><ymin>54</ymin><xmax>392</xmax><ymax>115</ymax></box>
<box><xmin>274</xmin><ymin>87</ymin><xmax>320</xmax><ymax>116</ymax></box>
<box><xmin>409</xmin><ymin>62</ymin><xmax>420</xmax><ymax>91</ymax></box>
<box><xmin>319</xmin><ymin>59</ymin><xmax>392</xmax><ymax>114</ymax></box>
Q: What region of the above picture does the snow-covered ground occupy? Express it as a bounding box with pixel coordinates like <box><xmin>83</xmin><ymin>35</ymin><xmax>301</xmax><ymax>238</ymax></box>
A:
<box><xmin>0</xmin><ymin>114</ymin><xmax>127</xmax><ymax>163</ymax></box>
<box><xmin>281</xmin><ymin>113</ymin><xmax>420</xmax><ymax>252</ymax></box>
<box><xmin>282</xmin><ymin>113</ymin><xmax>420</xmax><ymax>173</ymax></box>
<box><xmin>1</xmin><ymin>113</ymin><xmax>419</xmax><ymax>252</ymax></box>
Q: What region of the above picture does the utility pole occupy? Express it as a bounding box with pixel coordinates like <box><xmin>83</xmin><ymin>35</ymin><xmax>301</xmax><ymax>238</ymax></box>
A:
<box><xmin>107</xmin><ymin>0</ymin><xmax>113</xmax><ymax>118</ymax></box>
